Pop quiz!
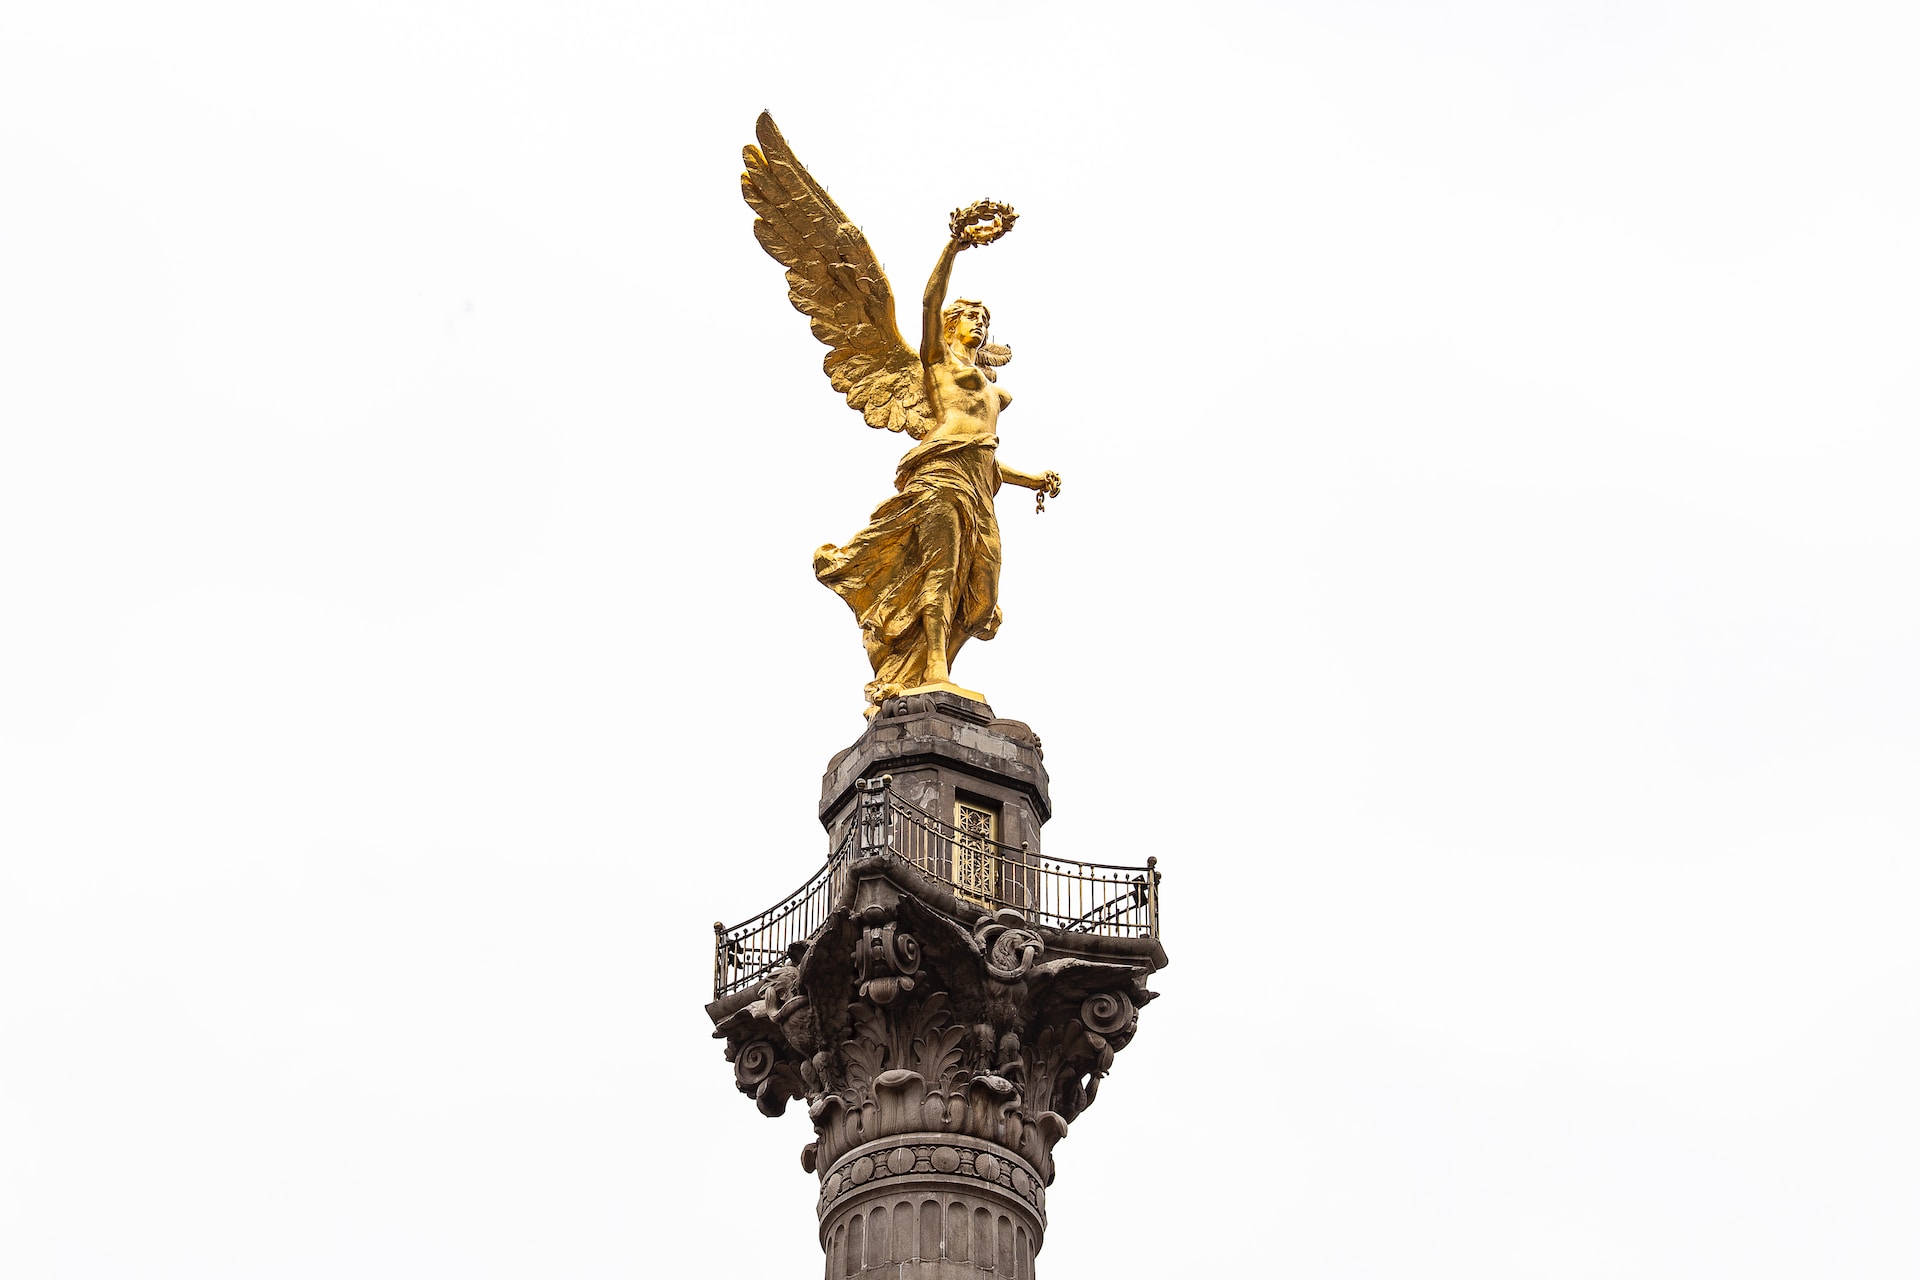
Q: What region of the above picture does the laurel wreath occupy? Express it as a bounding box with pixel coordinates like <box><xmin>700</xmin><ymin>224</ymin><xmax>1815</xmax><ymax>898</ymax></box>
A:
<box><xmin>950</xmin><ymin>199</ymin><xmax>1018</xmax><ymax>246</ymax></box>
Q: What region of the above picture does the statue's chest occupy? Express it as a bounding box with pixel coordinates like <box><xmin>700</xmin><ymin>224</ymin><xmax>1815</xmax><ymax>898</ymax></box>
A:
<box><xmin>936</xmin><ymin>366</ymin><xmax>1006</xmax><ymax>418</ymax></box>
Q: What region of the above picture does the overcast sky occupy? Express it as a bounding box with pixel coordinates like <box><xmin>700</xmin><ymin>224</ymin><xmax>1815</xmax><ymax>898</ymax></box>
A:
<box><xmin>2</xmin><ymin>2</ymin><xmax>1916</xmax><ymax>1277</ymax></box>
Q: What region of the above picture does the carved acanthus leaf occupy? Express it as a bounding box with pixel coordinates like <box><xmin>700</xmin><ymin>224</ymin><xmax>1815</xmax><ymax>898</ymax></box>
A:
<box><xmin>905</xmin><ymin>993</ymin><xmax>969</xmax><ymax>1092</ymax></box>
<box><xmin>841</xmin><ymin>1001</ymin><xmax>891</xmax><ymax>1099</ymax></box>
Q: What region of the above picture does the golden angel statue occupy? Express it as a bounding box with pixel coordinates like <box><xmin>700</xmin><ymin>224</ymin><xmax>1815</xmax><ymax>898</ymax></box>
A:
<box><xmin>742</xmin><ymin>112</ymin><xmax>1062</xmax><ymax>714</ymax></box>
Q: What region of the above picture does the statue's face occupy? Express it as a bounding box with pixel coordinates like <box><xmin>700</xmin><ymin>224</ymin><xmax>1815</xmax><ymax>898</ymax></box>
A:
<box><xmin>947</xmin><ymin>305</ymin><xmax>989</xmax><ymax>350</ymax></box>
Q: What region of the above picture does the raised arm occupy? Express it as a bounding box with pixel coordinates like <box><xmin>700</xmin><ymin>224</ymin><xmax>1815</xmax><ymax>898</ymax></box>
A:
<box><xmin>920</xmin><ymin>236</ymin><xmax>965</xmax><ymax>367</ymax></box>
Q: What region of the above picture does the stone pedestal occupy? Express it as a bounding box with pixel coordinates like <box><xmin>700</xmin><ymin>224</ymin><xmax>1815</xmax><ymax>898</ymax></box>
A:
<box><xmin>708</xmin><ymin>694</ymin><xmax>1166</xmax><ymax>1280</ymax></box>
<box><xmin>819</xmin><ymin>690</ymin><xmax>1051</xmax><ymax>858</ymax></box>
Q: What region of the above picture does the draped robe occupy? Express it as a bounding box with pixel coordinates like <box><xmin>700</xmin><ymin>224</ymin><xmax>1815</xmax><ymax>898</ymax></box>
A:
<box><xmin>812</xmin><ymin>434</ymin><xmax>1004</xmax><ymax>706</ymax></box>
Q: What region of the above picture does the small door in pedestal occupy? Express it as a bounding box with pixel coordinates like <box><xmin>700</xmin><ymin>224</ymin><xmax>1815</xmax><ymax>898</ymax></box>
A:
<box><xmin>953</xmin><ymin>799</ymin><xmax>998</xmax><ymax>907</ymax></box>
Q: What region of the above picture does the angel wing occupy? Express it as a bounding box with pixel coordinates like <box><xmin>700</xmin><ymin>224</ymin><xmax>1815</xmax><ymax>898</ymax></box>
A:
<box><xmin>742</xmin><ymin>112</ymin><xmax>933</xmax><ymax>439</ymax></box>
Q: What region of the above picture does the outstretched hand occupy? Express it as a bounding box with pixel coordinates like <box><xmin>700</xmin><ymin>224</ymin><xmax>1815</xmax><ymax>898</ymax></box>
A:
<box><xmin>1033</xmin><ymin>470</ymin><xmax>1063</xmax><ymax>515</ymax></box>
<box><xmin>950</xmin><ymin>199</ymin><xmax>1018</xmax><ymax>248</ymax></box>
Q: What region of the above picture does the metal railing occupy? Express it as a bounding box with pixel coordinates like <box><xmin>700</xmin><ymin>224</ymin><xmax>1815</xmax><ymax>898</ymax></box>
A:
<box><xmin>882</xmin><ymin>794</ymin><xmax>1159</xmax><ymax>940</ymax></box>
<box><xmin>712</xmin><ymin>776</ymin><xmax>1161</xmax><ymax>998</ymax></box>
<box><xmin>712</xmin><ymin>824</ymin><xmax>853</xmax><ymax>1000</ymax></box>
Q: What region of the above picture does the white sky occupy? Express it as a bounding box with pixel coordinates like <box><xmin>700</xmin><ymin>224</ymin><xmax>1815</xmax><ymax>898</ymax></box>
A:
<box><xmin>2</xmin><ymin>2</ymin><xmax>1916</xmax><ymax>1276</ymax></box>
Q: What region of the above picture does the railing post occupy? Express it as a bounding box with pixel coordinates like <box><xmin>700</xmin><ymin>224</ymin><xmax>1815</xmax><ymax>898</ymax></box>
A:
<box><xmin>713</xmin><ymin>920</ymin><xmax>727</xmax><ymax>999</ymax></box>
<box><xmin>855</xmin><ymin>773</ymin><xmax>892</xmax><ymax>857</ymax></box>
<box><xmin>1146</xmin><ymin>856</ymin><xmax>1159</xmax><ymax>939</ymax></box>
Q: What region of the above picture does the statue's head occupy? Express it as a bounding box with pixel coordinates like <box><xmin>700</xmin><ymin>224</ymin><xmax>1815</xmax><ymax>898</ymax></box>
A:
<box><xmin>942</xmin><ymin>298</ymin><xmax>990</xmax><ymax>351</ymax></box>
<box><xmin>942</xmin><ymin>298</ymin><xmax>1013</xmax><ymax>378</ymax></box>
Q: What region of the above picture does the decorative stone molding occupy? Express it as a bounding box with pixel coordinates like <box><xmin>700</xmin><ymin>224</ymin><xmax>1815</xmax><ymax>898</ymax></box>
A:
<box><xmin>711</xmin><ymin>853</ymin><xmax>1159</xmax><ymax>1189</ymax></box>
<box><xmin>819</xmin><ymin>1132</ymin><xmax>1046</xmax><ymax>1222</ymax></box>
<box><xmin>855</xmin><ymin>904</ymin><xmax>921</xmax><ymax>1005</ymax></box>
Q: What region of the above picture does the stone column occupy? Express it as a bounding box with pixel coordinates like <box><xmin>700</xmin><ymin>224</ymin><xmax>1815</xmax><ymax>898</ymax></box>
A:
<box><xmin>707</xmin><ymin>694</ymin><xmax>1165</xmax><ymax>1280</ymax></box>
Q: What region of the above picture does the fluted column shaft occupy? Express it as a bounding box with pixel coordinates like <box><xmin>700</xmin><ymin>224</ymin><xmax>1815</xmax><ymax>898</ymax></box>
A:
<box><xmin>819</xmin><ymin>1135</ymin><xmax>1043</xmax><ymax>1280</ymax></box>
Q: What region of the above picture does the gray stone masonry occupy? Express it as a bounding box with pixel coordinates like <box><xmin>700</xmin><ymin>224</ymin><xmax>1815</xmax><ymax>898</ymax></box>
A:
<box><xmin>819</xmin><ymin>690</ymin><xmax>1050</xmax><ymax>860</ymax></box>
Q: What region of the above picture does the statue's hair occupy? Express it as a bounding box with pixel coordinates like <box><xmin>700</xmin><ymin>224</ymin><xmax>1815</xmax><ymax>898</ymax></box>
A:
<box><xmin>942</xmin><ymin>298</ymin><xmax>1012</xmax><ymax>381</ymax></box>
